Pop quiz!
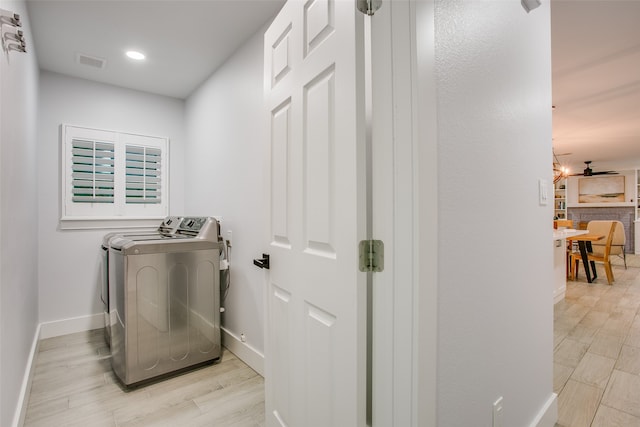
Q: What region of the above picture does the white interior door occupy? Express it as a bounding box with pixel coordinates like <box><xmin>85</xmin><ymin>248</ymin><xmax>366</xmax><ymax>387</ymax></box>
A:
<box><xmin>263</xmin><ymin>1</ymin><xmax>367</xmax><ymax>426</ymax></box>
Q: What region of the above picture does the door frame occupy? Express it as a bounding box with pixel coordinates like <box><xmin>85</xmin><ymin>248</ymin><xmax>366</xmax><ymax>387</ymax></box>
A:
<box><xmin>370</xmin><ymin>1</ymin><xmax>437</xmax><ymax>425</ymax></box>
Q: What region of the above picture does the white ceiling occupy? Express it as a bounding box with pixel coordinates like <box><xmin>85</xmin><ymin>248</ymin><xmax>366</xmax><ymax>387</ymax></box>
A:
<box><xmin>551</xmin><ymin>0</ymin><xmax>640</xmax><ymax>174</ymax></box>
<box><xmin>25</xmin><ymin>1</ymin><xmax>640</xmax><ymax>174</ymax></box>
<box><xmin>25</xmin><ymin>0</ymin><xmax>286</xmax><ymax>99</ymax></box>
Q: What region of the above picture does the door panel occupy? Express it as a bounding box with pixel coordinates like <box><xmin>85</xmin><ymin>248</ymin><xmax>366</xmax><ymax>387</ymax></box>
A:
<box><xmin>305</xmin><ymin>301</ymin><xmax>337</xmax><ymax>425</ymax></box>
<box><xmin>303</xmin><ymin>65</ymin><xmax>335</xmax><ymax>257</ymax></box>
<box><xmin>270</xmin><ymin>99</ymin><xmax>292</xmax><ymax>248</ymax></box>
<box><xmin>303</xmin><ymin>0</ymin><xmax>333</xmax><ymax>57</ymax></box>
<box><xmin>270</xmin><ymin>284</ymin><xmax>292</xmax><ymax>424</ymax></box>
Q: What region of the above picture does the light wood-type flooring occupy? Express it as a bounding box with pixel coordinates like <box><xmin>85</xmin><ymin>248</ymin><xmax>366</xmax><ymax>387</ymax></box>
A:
<box><xmin>555</xmin><ymin>253</ymin><xmax>640</xmax><ymax>426</ymax></box>
<box><xmin>23</xmin><ymin>329</ymin><xmax>264</xmax><ymax>426</ymax></box>
<box><xmin>24</xmin><ymin>254</ymin><xmax>640</xmax><ymax>426</ymax></box>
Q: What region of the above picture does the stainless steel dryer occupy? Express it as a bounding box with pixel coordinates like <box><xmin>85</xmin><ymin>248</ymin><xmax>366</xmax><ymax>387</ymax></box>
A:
<box><xmin>108</xmin><ymin>217</ymin><xmax>222</xmax><ymax>386</ymax></box>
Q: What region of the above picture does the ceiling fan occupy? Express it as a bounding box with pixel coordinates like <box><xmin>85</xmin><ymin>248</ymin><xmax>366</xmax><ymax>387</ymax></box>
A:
<box><xmin>570</xmin><ymin>161</ymin><xmax>618</xmax><ymax>177</ymax></box>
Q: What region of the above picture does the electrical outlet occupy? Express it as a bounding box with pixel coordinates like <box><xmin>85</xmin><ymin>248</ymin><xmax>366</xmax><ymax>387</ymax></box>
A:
<box><xmin>240</xmin><ymin>333</ymin><xmax>246</xmax><ymax>342</ymax></box>
<box><xmin>493</xmin><ymin>396</ymin><xmax>503</xmax><ymax>427</ymax></box>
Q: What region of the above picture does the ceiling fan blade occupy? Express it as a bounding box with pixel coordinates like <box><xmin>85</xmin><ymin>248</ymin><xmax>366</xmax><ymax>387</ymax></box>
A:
<box><xmin>567</xmin><ymin>170</ymin><xmax>618</xmax><ymax>176</ymax></box>
<box><xmin>565</xmin><ymin>161</ymin><xmax>618</xmax><ymax>177</ymax></box>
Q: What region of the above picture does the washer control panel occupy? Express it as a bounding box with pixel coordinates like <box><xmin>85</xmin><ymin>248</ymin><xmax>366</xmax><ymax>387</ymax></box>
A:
<box><xmin>180</xmin><ymin>217</ymin><xmax>207</xmax><ymax>232</ymax></box>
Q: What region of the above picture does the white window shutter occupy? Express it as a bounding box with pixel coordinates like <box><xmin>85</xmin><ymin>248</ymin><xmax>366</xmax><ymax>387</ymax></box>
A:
<box><xmin>125</xmin><ymin>145</ymin><xmax>162</xmax><ymax>204</ymax></box>
<box><xmin>71</xmin><ymin>139</ymin><xmax>115</xmax><ymax>203</ymax></box>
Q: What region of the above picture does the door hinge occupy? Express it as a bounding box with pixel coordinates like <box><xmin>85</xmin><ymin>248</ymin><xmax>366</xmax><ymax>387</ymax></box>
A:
<box><xmin>359</xmin><ymin>240</ymin><xmax>384</xmax><ymax>272</ymax></box>
<box><xmin>357</xmin><ymin>0</ymin><xmax>382</xmax><ymax>16</ymax></box>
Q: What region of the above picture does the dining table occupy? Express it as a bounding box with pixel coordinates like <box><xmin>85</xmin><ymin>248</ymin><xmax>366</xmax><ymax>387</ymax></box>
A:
<box><xmin>567</xmin><ymin>232</ymin><xmax>605</xmax><ymax>283</ymax></box>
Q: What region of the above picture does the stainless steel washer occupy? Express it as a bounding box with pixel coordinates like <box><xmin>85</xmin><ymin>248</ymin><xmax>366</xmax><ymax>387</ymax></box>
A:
<box><xmin>100</xmin><ymin>216</ymin><xmax>183</xmax><ymax>347</ymax></box>
<box><xmin>107</xmin><ymin>217</ymin><xmax>222</xmax><ymax>386</ymax></box>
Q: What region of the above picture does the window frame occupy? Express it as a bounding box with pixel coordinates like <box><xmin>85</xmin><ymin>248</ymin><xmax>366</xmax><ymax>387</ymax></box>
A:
<box><xmin>60</xmin><ymin>124</ymin><xmax>170</xmax><ymax>229</ymax></box>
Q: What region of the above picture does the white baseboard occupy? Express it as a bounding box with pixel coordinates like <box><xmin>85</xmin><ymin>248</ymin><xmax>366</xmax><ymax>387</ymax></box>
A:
<box><xmin>221</xmin><ymin>327</ymin><xmax>265</xmax><ymax>377</ymax></box>
<box><xmin>554</xmin><ymin>287</ymin><xmax>566</xmax><ymax>304</ymax></box>
<box><xmin>530</xmin><ymin>393</ymin><xmax>557</xmax><ymax>427</ymax></box>
<box><xmin>39</xmin><ymin>313</ymin><xmax>104</xmax><ymax>339</ymax></box>
<box><xmin>11</xmin><ymin>323</ymin><xmax>41</xmax><ymax>427</ymax></box>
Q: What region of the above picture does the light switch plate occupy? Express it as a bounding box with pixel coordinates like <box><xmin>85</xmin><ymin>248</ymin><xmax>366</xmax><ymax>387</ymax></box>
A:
<box><xmin>539</xmin><ymin>178</ymin><xmax>549</xmax><ymax>206</ymax></box>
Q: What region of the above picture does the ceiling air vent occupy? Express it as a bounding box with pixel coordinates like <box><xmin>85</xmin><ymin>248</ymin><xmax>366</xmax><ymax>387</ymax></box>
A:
<box><xmin>76</xmin><ymin>53</ymin><xmax>107</xmax><ymax>69</ymax></box>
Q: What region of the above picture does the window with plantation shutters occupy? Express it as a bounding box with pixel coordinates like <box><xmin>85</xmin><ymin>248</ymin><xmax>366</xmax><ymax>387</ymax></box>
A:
<box><xmin>71</xmin><ymin>139</ymin><xmax>115</xmax><ymax>203</ymax></box>
<box><xmin>126</xmin><ymin>145</ymin><xmax>161</xmax><ymax>204</ymax></box>
<box><xmin>61</xmin><ymin>125</ymin><xmax>169</xmax><ymax>226</ymax></box>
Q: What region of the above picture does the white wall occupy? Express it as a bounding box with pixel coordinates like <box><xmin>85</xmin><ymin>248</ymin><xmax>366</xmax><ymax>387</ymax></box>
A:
<box><xmin>433</xmin><ymin>1</ymin><xmax>555</xmax><ymax>425</ymax></box>
<box><xmin>37</xmin><ymin>71</ymin><xmax>185</xmax><ymax>327</ymax></box>
<box><xmin>0</xmin><ymin>1</ymin><xmax>39</xmax><ymax>425</ymax></box>
<box><xmin>185</xmin><ymin>28</ymin><xmax>266</xmax><ymax>361</ymax></box>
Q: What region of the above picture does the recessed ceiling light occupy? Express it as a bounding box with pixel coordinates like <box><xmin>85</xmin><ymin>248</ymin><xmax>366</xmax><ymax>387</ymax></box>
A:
<box><xmin>126</xmin><ymin>50</ymin><xmax>145</xmax><ymax>61</ymax></box>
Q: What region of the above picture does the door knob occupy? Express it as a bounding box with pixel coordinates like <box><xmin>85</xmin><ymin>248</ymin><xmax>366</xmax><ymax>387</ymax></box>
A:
<box><xmin>253</xmin><ymin>254</ymin><xmax>270</xmax><ymax>269</ymax></box>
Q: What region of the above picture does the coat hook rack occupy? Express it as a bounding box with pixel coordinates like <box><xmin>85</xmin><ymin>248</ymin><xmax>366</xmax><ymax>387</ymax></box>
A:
<box><xmin>1</xmin><ymin>8</ymin><xmax>27</xmax><ymax>54</ymax></box>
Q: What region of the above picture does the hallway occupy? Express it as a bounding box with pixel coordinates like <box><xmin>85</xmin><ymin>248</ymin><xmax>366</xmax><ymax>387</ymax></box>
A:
<box><xmin>555</xmin><ymin>254</ymin><xmax>640</xmax><ymax>426</ymax></box>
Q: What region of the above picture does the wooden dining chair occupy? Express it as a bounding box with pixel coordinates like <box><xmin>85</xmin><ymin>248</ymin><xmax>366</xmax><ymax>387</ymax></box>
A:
<box><xmin>589</xmin><ymin>220</ymin><xmax>626</xmax><ymax>269</ymax></box>
<box><xmin>612</xmin><ymin>225</ymin><xmax>627</xmax><ymax>269</ymax></box>
<box><xmin>555</xmin><ymin>219</ymin><xmax>574</xmax><ymax>228</ymax></box>
<box><xmin>570</xmin><ymin>221</ymin><xmax>617</xmax><ymax>284</ymax></box>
